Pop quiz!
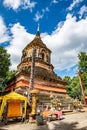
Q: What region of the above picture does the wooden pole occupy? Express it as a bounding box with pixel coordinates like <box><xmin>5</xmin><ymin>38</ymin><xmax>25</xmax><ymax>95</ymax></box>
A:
<box><xmin>28</xmin><ymin>48</ymin><xmax>36</xmax><ymax>106</ymax></box>
<box><xmin>78</xmin><ymin>71</ymin><xmax>86</xmax><ymax>105</ymax></box>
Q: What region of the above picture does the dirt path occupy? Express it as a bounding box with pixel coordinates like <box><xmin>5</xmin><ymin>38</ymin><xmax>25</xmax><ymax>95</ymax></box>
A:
<box><xmin>0</xmin><ymin>112</ymin><xmax>87</xmax><ymax>130</ymax></box>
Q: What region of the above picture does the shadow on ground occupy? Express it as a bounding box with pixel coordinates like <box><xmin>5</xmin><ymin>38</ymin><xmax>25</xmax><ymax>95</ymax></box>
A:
<box><xmin>29</xmin><ymin>121</ymin><xmax>87</xmax><ymax>130</ymax></box>
<box><xmin>51</xmin><ymin>122</ymin><xmax>87</xmax><ymax>130</ymax></box>
<box><xmin>0</xmin><ymin>119</ymin><xmax>22</xmax><ymax>130</ymax></box>
<box><xmin>0</xmin><ymin>120</ymin><xmax>87</xmax><ymax>130</ymax></box>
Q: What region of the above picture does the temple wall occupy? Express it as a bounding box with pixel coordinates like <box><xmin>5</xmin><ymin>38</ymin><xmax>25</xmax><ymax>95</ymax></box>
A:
<box><xmin>35</xmin><ymin>78</ymin><xmax>66</xmax><ymax>88</ymax></box>
<box><xmin>18</xmin><ymin>60</ymin><xmax>53</xmax><ymax>71</ymax></box>
<box><xmin>35</xmin><ymin>62</ymin><xmax>53</xmax><ymax>71</ymax></box>
<box><xmin>6</xmin><ymin>79</ymin><xmax>66</xmax><ymax>94</ymax></box>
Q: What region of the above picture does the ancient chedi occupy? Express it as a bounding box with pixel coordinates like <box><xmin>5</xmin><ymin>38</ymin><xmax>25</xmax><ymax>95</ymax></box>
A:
<box><xmin>6</xmin><ymin>26</ymin><xmax>67</xmax><ymax>104</ymax></box>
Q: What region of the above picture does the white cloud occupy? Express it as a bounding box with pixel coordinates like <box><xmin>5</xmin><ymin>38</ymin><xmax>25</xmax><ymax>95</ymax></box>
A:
<box><xmin>3</xmin><ymin>0</ymin><xmax>21</xmax><ymax>10</ymax></box>
<box><xmin>0</xmin><ymin>16</ymin><xmax>10</xmax><ymax>43</ymax></box>
<box><xmin>3</xmin><ymin>14</ymin><xmax>87</xmax><ymax>74</ymax></box>
<box><xmin>79</xmin><ymin>5</ymin><xmax>87</xmax><ymax>19</ymax></box>
<box><xmin>3</xmin><ymin>0</ymin><xmax>36</xmax><ymax>11</ymax></box>
<box><xmin>42</xmin><ymin>14</ymin><xmax>87</xmax><ymax>70</ymax></box>
<box><xmin>68</xmin><ymin>0</ymin><xmax>83</xmax><ymax>11</ymax></box>
<box><xmin>34</xmin><ymin>7</ymin><xmax>49</xmax><ymax>22</ymax></box>
<box><xmin>51</xmin><ymin>0</ymin><xmax>58</xmax><ymax>4</ymax></box>
<box><xmin>21</xmin><ymin>0</ymin><xmax>37</xmax><ymax>12</ymax></box>
<box><xmin>33</xmin><ymin>11</ymin><xmax>43</xmax><ymax>22</ymax></box>
<box><xmin>42</xmin><ymin>7</ymin><xmax>49</xmax><ymax>13</ymax></box>
<box><xmin>6</xmin><ymin>23</ymin><xmax>34</xmax><ymax>69</ymax></box>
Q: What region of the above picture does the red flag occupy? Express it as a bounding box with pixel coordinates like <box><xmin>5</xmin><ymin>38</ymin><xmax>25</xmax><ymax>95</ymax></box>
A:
<box><xmin>78</xmin><ymin>71</ymin><xmax>81</xmax><ymax>77</ymax></box>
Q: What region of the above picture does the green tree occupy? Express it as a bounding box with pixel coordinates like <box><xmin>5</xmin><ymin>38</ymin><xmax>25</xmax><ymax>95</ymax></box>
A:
<box><xmin>63</xmin><ymin>76</ymin><xmax>72</xmax><ymax>95</ymax></box>
<box><xmin>63</xmin><ymin>52</ymin><xmax>87</xmax><ymax>100</ymax></box>
<box><xmin>78</xmin><ymin>52</ymin><xmax>87</xmax><ymax>96</ymax></box>
<box><xmin>63</xmin><ymin>76</ymin><xmax>71</xmax><ymax>84</ymax></box>
<box><xmin>0</xmin><ymin>46</ymin><xmax>11</xmax><ymax>92</ymax></box>
<box><xmin>0</xmin><ymin>46</ymin><xmax>17</xmax><ymax>94</ymax></box>
<box><xmin>78</xmin><ymin>52</ymin><xmax>87</xmax><ymax>73</ymax></box>
<box><xmin>6</xmin><ymin>70</ymin><xmax>17</xmax><ymax>80</ymax></box>
<box><xmin>0</xmin><ymin>46</ymin><xmax>10</xmax><ymax>78</ymax></box>
<box><xmin>63</xmin><ymin>76</ymin><xmax>81</xmax><ymax>100</ymax></box>
<box><xmin>80</xmin><ymin>72</ymin><xmax>87</xmax><ymax>96</ymax></box>
<box><xmin>70</xmin><ymin>76</ymin><xmax>81</xmax><ymax>100</ymax></box>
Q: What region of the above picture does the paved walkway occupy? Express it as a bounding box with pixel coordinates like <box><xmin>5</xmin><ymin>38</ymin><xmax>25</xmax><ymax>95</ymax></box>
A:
<box><xmin>0</xmin><ymin>112</ymin><xmax>87</xmax><ymax>130</ymax></box>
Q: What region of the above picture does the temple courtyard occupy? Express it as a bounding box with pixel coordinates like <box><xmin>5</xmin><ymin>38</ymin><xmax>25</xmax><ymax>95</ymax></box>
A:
<box><xmin>0</xmin><ymin>111</ymin><xmax>87</xmax><ymax>130</ymax></box>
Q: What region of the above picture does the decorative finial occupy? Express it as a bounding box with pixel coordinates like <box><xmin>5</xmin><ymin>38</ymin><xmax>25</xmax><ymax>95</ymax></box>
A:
<box><xmin>36</xmin><ymin>23</ymin><xmax>40</xmax><ymax>37</ymax></box>
<box><xmin>37</xmin><ymin>23</ymin><xmax>40</xmax><ymax>32</ymax></box>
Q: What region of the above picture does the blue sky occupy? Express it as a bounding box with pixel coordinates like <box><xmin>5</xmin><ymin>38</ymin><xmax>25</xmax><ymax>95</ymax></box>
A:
<box><xmin>0</xmin><ymin>0</ymin><xmax>87</xmax><ymax>78</ymax></box>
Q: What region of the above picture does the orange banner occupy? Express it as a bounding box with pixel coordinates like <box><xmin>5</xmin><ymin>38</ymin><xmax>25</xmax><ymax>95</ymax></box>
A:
<box><xmin>7</xmin><ymin>101</ymin><xmax>22</xmax><ymax>118</ymax></box>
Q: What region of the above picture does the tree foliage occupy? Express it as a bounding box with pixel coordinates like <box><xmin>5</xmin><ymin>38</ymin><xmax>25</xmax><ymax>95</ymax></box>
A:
<box><xmin>63</xmin><ymin>52</ymin><xmax>87</xmax><ymax>100</ymax></box>
<box><xmin>0</xmin><ymin>46</ymin><xmax>11</xmax><ymax>92</ymax></box>
<box><xmin>0</xmin><ymin>46</ymin><xmax>17</xmax><ymax>93</ymax></box>
<box><xmin>78</xmin><ymin>52</ymin><xmax>87</xmax><ymax>96</ymax></box>
<box><xmin>6</xmin><ymin>70</ymin><xmax>17</xmax><ymax>80</ymax></box>
<box><xmin>78</xmin><ymin>52</ymin><xmax>87</xmax><ymax>73</ymax></box>
<box><xmin>63</xmin><ymin>76</ymin><xmax>81</xmax><ymax>100</ymax></box>
<box><xmin>0</xmin><ymin>46</ymin><xmax>10</xmax><ymax>79</ymax></box>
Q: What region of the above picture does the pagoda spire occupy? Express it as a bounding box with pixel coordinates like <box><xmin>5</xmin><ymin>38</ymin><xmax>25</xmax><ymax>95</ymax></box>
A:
<box><xmin>36</xmin><ymin>23</ymin><xmax>40</xmax><ymax>37</ymax></box>
<box><xmin>37</xmin><ymin>23</ymin><xmax>40</xmax><ymax>32</ymax></box>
